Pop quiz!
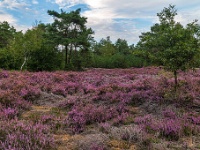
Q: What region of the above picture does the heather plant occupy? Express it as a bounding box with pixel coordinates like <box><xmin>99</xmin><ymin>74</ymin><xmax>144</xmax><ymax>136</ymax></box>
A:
<box><xmin>66</xmin><ymin>103</ymin><xmax>128</xmax><ymax>133</ymax></box>
<box><xmin>0</xmin><ymin>90</ymin><xmax>31</xmax><ymax>114</ymax></box>
<box><xmin>162</xmin><ymin>108</ymin><xmax>177</xmax><ymax>119</ymax></box>
<box><xmin>112</xmin><ymin>112</ymin><xmax>129</xmax><ymax>126</ymax></box>
<box><xmin>40</xmin><ymin>114</ymin><xmax>66</xmax><ymax>133</ymax></box>
<box><xmin>20</xmin><ymin>86</ymin><xmax>41</xmax><ymax>101</ymax></box>
<box><xmin>0</xmin><ymin>106</ymin><xmax>18</xmax><ymax>120</ymax></box>
<box><xmin>110</xmin><ymin>125</ymin><xmax>144</xmax><ymax>143</ymax></box>
<box><xmin>0</xmin><ymin>70</ymin><xmax>9</xmax><ymax>79</ymax></box>
<box><xmin>57</xmin><ymin>98</ymin><xmax>77</xmax><ymax>110</ymax></box>
<box><xmin>158</xmin><ymin>119</ymin><xmax>182</xmax><ymax>140</ymax></box>
<box><xmin>184</xmin><ymin>112</ymin><xmax>200</xmax><ymax>126</ymax></box>
<box><xmin>99</xmin><ymin>123</ymin><xmax>111</xmax><ymax>133</ymax></box>
<box><xmin>40</xmin><ymin>114</ymin><xmax>55</xmax><ymax>124</ymax></box>
<box><xmin>74</xmin><ymin>133</ymin><xmax>109</xmax><ymax>150</ymax></box>
<box><xmin>134</xmin><ymin>114</ymin><xmax>153</xmax><ymax>125</ymax></box>
<box><xmin>89</xmin><ymin>144</ymin><xmax>107</xmax><ymax>150</ymax></box>
<box><xmin>2</xmin><ymin>107</ymin><xmax>18</xmax><ymax>119</ymax></box>
<box><xmin>0</xmin><ymin>67</ymin><xmax>200</xmax><ymax>149</ymax></box>
<box><xmin>52</xmin><ymin>85</ymin><xmax>66</xmax><ymax>97</ymax></box>
<box><xmin>0</xmin><ymin>120</ymin><xmax>55</xmax><ymax>150</ymax></box>
<box><xmin>134</xmin><ymin>110</ymin><xmax>200</xmax><ymax>141</ymax></box>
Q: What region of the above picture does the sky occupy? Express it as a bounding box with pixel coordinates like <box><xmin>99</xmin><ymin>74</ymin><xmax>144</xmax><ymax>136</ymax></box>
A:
<box><xmin>0</xmin><ymin>0</ymin><xmax>200</xmax><ymax>45</ymax></box>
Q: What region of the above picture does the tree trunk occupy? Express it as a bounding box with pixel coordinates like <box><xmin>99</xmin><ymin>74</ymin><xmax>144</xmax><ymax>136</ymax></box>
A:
<box><xmin>20</xmin><ymin>57</ymin><xmax>27</xmax><ymax>71</ymax></box>
<box><xmin>68</xmin><ymin>44</ymin><xmax>73</xmax><ymax>65</ymax></box>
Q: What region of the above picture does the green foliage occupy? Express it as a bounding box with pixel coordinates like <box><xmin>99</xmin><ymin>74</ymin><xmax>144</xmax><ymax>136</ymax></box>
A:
<box><xmin>0</xmin><ymin>48</ymin><xmax>13</xmax><ymax>69</ymax></box>
<box><xmin>0</xmin><ymin>21</ymin><xmax>16</xmax><ymax>49</ymax></box>
<box><xmin>79</xmin><ymin>49</ymin><xmax>93</xmax><ymax>68</ymax></box>
<box><xmin>91</xmin><ymin>37</ymin><xmax>144</xmax><ymax>68</ymax></box>
<box><xmin>194</xmin><ymin>54</ymin><xmax>200</xmax><ymax>67</ymax></box>
<box><xmin>92</xmin><ymin>53</ymin><xmax>144</xmax><ymax>68</ymax></box>
<box><xmin>26</xmin><ymin>24</ymin><xmax>63</xmax><ymax>71</ymax></box>
<box><xmin>0</xmin><ymin>22</ymin><xmax>24</xmax><ymax>70</ymax></box>
<box><xmin>115</xmin><ymin>38</ymin><xmax>130</xmax><ymax>55</ymax></box>
<box><xmin>8</xmin><ymin>32</ymin><xmax>26</xmax><ymax>69</ymax></box>
<box><xmin>47</xmin><ymin>8</ymin><xmax>94</xmax><ymax>70</ymax></box>
<box><xmin>27</xmin><ymin>46</ymin><xmax>62</xmax><ymax>71</ymax></box>
<box><xmin>133</xmin><ymin>49</ymin><xmax>153</xmax><ymax>66</ymax></box>
<box><xmin>4</xmin><ymin>6</ymin><xmax>199</xmax><ymax>72</ymax></box>
<box><xmin>137</xmin><ymin>5</ymin><xmax>200</xmax><ymax>87</ymax></box>
<box><xmin>96</xmin><ymin>37</ymin><xmax>117</xmax><ymax>56</ymax></box>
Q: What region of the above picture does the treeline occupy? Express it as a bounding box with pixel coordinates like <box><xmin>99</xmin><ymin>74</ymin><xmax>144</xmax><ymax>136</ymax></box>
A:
<box><xmin>0</xmin><ymin>9</ymin><xmax>145</xmax><ymax>71</ymax></box>
<box><xmin>0</xmin><ymin>5</ymin><xmax>200</xmax><ymax>72</ymax></box>
<box><xmin>89</xmin><ymin>36</ymin><xmax>146</xmax><ymax>68</ymax></box>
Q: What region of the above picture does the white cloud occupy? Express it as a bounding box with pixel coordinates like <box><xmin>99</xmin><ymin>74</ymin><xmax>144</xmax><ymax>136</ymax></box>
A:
<box><xmin>2</xmin><ymin>0</ymin><xmax>199</xmax><ymax>44</ymax></box>
<box><xmin>0</xmin><ymin>11</ymin><xmax>30</xmax><ymax>32</ymax></box>
<box><xmin>0</xmin><ymin>0</ymin><xmax>28</xmax><ymax>10</ymax></box>
<box><xmin>32</xmin><ymin>0</ymin><xmax>39</xmax><ymax>5</ymax></box>
<box><xmin>175</xmin><ymin>8</ymin><xmax>200</xmax><ymax>27</ymax></box>
<box><xmin>54</xmin><ymin>0</ymin><xmax>82</xmax><ymax>8</ymax></box>
<box><xmin>52</xmin><ymin>0</ymin><xmax>199</xmax><ymax>43</ymax></box>
<box><xmin>86</xmin><ymin>17</ymin><xmax>148</xmax><ymax>44</ymax></box>
<box><xmin>11</xmin><ymin>0</ymin><xmax>200</xmax><ymax>44</ymax></box>
<box><xmin>0</xmin><ymin>0</ymin><xmax>32</xmax><ymax>32</ymax></box>
<box><xmin>0</xmin><ymin>12</ymin><xmax>17</xmax><ymax>23</ymax></box>
<box><xmin>14</xmin><ymin>24</ymin><xmax>30</xmax><ymax>32</ymax></box>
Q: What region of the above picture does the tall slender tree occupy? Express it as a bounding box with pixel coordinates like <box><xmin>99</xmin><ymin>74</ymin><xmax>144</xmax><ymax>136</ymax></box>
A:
<box><xmin>47</xmin><ymin>9</ymin><xmax>94</xmax><ymax>70</ymax></box>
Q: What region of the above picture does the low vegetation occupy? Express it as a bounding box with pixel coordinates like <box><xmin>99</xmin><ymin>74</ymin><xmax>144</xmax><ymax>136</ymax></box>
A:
<box><xmin>0</xmin><ymin>67</ymin><xmax>200</xmax><ymax>149</ymax></box>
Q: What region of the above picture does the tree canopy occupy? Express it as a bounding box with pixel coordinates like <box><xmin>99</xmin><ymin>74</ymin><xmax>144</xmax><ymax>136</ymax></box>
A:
<box><xmin>0</xmin><ymin>21</ymin><xmax>17</xmax><ymax>49</ymax></box>
<box><xmin>137</xmin><ymin>5</ymin><xmax>200</xmax><ymax>88</ymax></box>
<box><xmin>47</xmin><ymin>8</ymin><xmax>94</xmax><ymax>70</ymax></box>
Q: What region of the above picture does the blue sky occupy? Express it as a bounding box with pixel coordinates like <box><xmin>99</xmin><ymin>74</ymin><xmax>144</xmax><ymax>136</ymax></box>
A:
<box><xmin>0</xmin><ymin>0</ymin><xmax>200</xmax><ymax>44</ymax></box>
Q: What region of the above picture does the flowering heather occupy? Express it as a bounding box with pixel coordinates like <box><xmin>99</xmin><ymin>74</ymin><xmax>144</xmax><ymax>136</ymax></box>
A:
<box><xmin>2</xmin><ymin>107</ymin><xmax>18</xmax><ymax>119</ymax></box>
<box><xmin>134</xmin><ymin>114</ymin><xmax>153</xmax><ymax>125</ymax></box>
<box><xmin>0</xmin><ymin>119</ymin><xmax>55</xmax><ymax>150</ymax></box>
<box><xmin>159</xmin><ymin>119</ymin><xmax>182</xmax><ymax>140</ymax></box>
<box><xmin>66</xmin><ymin>103</ymin><xmax>128</xmax><ymax>133</ymax></box>
<box><xmin>0</xmin><ymin>70</ymin><xmax>10</xmax><ymax>78</ymax></box>
<box><xmin>134</xmin><ymin>111</ymin><xmax>200</xmax><ymax>141</ymax></box>
<box><xmin>0</xmin><ymin>67</ymin><xmax>200</xmax><ymax>148</ymax></box>
<box><xmin>99</xmin><ymin>122</ymin><xmax>111</xmax><ymax>133</ymax></box>
<box><xmin>162</xmin><ymin>108</ymin><xmax>177</xmax><ymax>119</ymax></box>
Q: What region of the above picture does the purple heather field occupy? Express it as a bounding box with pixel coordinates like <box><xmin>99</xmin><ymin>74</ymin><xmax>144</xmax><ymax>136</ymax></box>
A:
<box><xmin>0</xmin><ymin>67</ymin><xmax>200</xmax><ymax>149</ymax></box>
